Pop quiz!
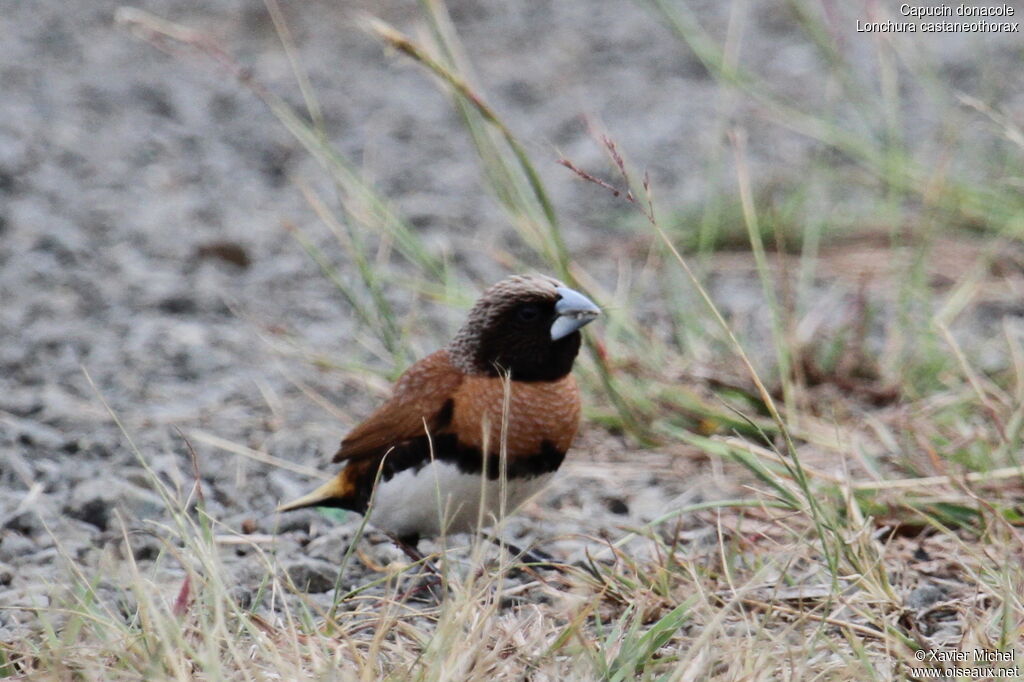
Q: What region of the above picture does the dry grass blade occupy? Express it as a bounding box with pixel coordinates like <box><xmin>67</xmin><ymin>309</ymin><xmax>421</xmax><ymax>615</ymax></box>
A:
<box><xmin>188</xmin><ymin>429</ymin><xmax>329</xmax><ymax>480</ymax></box>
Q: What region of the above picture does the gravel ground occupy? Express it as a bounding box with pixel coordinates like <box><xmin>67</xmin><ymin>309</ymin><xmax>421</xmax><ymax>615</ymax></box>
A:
<box><xmin>2</xmin><ymin>0</ymin><xmax>1022</xmax><ymax>638</ymax></box>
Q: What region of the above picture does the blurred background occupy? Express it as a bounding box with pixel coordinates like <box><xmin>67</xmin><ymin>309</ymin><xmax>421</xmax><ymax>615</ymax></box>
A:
<box><xmin>2</xmin><ymin>0</ymin><xmax>1024</xmax><ymax>669</ymax></box>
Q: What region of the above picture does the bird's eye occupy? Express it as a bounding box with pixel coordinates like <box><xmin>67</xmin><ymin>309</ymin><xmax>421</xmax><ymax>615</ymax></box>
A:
<box><xmin>517</xmin><ymin>304</ymin><xmax>541</xmax><ymax>322</ymax></box>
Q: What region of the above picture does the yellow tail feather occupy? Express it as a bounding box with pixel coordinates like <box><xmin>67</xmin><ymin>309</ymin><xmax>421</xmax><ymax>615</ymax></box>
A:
<box><xmin>276</xmin><ymin>474</ymin><xmax>350</xmax><ymax>513</ymax></box>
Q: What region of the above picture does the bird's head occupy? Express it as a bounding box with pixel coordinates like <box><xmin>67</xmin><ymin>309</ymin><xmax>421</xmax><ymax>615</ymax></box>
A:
<box><xmin>448</xmin><ymin>274</ymin><xmax>600</xmax><ymax>381</ymax></box>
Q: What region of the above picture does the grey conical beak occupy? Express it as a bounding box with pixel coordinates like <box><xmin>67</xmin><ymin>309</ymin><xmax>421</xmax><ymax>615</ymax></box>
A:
<box><xmin>551</xmin><ymin>286</ymin><xmax>601</xmax><ymax>341</ymax></box>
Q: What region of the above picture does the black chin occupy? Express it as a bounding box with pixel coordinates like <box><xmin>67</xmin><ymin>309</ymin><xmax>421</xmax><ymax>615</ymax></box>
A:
<box><xmin>489</xmin><ymin>331</ymin><xmax>582</xmax><ymax>382</ymax></box>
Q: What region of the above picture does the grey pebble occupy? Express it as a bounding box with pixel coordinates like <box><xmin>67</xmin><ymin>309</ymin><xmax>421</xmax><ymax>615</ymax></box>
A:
<box><xmin>305</xmin><ymin>527</ymin><xmax>355</xmax><ymax>564</ymax></box>
<box><xmin>906</xmin><ymin>584</ymin><xmax>946</xmax><ymax>611</ymax></box>
<box><xmin>0</xmin><ymin>532</ymin><xmax>36</xmax><ymax>563</ymax></box>
<box><xmin>283</xmin><ymin>558</ymin><xmax>340</xmax><ymax>594</ymax></box>
<box><xmin>65</xmin><ymin>479</ymin><xmax>166</xmax><ymax>531</ymax></box>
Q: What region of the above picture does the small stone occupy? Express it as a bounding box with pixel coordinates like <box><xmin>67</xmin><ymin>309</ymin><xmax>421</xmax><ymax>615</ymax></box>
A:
<box><xmin>66</xmin><ymin>479</ymin><xmax>166</xmax><ymax>528</ymax></box>
<box><xmin>906</xmin><ymin>584</ymin><xmax>945</xmax><ymax>610</ymax></box>
<box><xmin>284</xmin><ymin>558</ymin><xmax>339</xmax><ymax>594</ymax></box>
<box><xmin>305</xmin><ymin>531</ymin><xmax>353</xmax><ymax>564</ymax></box>
<box><xmin>195</xmin><ymin>241</ymin><xmax>251</xmax><ymax>269</ymax></box>
<box><xmin>10</xmin><ymin>419</ymin><xmax>63</xmax><ymax>451</ymax></box>
<box><xmin>74</xmin><ymin>498</ymin><xmax>109</xmax><ymax>531</ymax></box>
<box><xmin>158</xmin><ymin>295</ymin><xmax>198</xmax><ymax>315</ymax></box>
<box><xmin>127</xmin><ymin>535</ymin><xmax>162</xmax><ymax>562</ymax></box>
<box><xmin>275</xmin><ymin>510</ymin><xmax>316</xmax><ymax>535</ymax></box>
<box><xmin>0</xmin><ymin>532</ymin><xmax>36</xmax><ymax>563</ymax></box>
<box><xmin>8</xmin><ymin>591</ymin><xmax>50</xmax><ymax>610</ymax></box>
<box><xmin>229</xmin><ymin>584</ymin><xmax>255</xmax><ymax>609</ymax></box>
<box><xmin>3</xmin><ymin>512</ymin><xmax>42</xmax><ymax>536</ymax></box>
<box><xmin>605</xmin><ymin>497</ymin><xmax>630</xmax><ymax>515</ymax></box>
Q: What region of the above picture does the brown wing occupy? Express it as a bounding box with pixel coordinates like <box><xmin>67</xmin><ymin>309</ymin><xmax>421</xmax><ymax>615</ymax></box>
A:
<box><xmin>332</xmin><ymin>350</ymin><xmax>464</xmax><ymax>463</ymax></box>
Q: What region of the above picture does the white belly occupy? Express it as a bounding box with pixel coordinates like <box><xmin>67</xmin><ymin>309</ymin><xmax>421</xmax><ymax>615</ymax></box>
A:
<box><xmin>367</xmin><ymin>460</ymin><xmax>553</xmax><ymax>539</ymax></box>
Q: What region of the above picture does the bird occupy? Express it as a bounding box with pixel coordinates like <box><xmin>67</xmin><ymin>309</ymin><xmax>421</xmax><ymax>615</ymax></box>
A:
<box><xmin>277</xmin><ymin>274</ymin><xmax>600</xmax><ymax>555</ymax></box>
